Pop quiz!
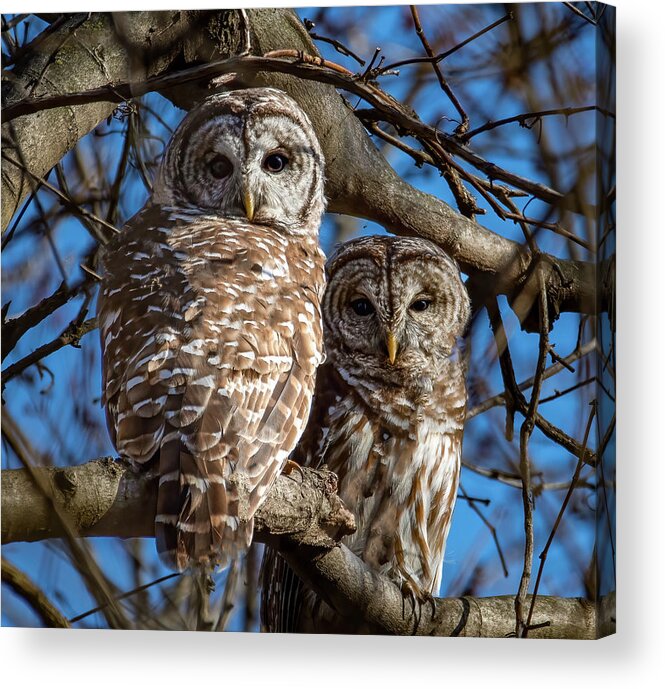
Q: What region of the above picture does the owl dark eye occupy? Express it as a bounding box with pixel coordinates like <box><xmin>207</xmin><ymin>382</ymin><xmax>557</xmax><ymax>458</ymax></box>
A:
<box><xmin>208</xmin><ymin>154</ymin><xmax>232</xmax><ymax>179</ymax></box>
<box><xmin>350</xmin><ymin>298</ymin><xmax>375</xmax><ymax>317</ymax></box>
<box><xmin>410</xmin><ymin>298</ymin><xmax>432</xmax><ymax>312</ymax></box>
<box><xmin>263</xmin><ymin>152</ymin><xmax>289</xmax><ymax>173</ymax></box>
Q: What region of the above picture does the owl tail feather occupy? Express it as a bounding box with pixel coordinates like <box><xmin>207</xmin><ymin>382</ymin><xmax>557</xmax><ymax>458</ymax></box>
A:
<box><xmin>155</xmin><ymin>435</ymin><xmax>253</xmax><ymax>572</ymax></box>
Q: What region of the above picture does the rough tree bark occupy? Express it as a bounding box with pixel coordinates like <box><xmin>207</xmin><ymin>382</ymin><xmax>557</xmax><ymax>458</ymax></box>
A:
<box><xmin>1</xmin><ymin>458</ymin><xmax>614</xmax><ymax>638</ymax></box>
<box><xmin>1</xmin><ymin>458</ymin><xmax>355</xmax><ymax>548</ymax></box>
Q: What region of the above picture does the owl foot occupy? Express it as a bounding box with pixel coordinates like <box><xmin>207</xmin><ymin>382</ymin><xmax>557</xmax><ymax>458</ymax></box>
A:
<box><xmin>419</xmin><ymin>591</ymin><xmax>437</xmax><ymax>622</ymax></box>
<box><xmin>399</xmin><ymin>580</ymin><xmax>423</xmax><ymax>631</ymax></box>
<box><xmin>281</xmin><ymin>459</ymin><xmax>305</xmax><ymax>483</ymax></box>
<box><xmin>398</xmin><ymin>580</ymin><xmax>437</xmax><ymax>631</ymax></box>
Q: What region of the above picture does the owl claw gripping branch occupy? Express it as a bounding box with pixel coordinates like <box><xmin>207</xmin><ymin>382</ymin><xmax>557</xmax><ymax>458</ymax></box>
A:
<box><xmin>97</xmin><ymin>89</ymin><xmax>327</xmax><ymax>572</ymax></box>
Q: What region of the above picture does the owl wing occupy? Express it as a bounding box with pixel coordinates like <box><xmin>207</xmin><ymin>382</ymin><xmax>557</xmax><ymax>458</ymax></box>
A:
<box><xmin>260</xmin><ymin>362</ymin><xmax>362</xmax><ymax>632</ymax></box>
<box><xmin>154</xmin><ymin>342</ymin><xmax>314</xmax><ymax>571</ymax></box>
<box><xmin>290</xmin><ymin>362</ymin><xmax>340</xmax><ymax>468</ymax></box>
<box><xmin>99</xmin><ymin>208</ymin><xmax>322</xmax><ymax>571</ymax></box>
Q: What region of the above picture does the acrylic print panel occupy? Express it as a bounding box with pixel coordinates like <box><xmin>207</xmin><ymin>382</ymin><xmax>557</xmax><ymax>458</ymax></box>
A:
<box><xmin>1</xmin><ymin>3</ymin><xmax>615</xmax><ymax>638</ymax></box>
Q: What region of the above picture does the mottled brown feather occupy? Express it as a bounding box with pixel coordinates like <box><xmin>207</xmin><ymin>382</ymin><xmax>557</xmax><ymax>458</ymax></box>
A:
<box><xmin>261</xmin><ymin>235</ymin><xmax>470</xmax><ymax>633</ymax></box>
<box><xmin>99</xmin><ymin>89</ymin><xmax>326</xmax><ymax>572</ymax></box>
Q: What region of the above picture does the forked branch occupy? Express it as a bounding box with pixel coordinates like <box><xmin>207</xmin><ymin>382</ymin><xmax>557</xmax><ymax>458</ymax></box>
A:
<box><xmin>1</xmin><ymin>457</ymin><xmax>613</xmax><ymax>638</ymax></box>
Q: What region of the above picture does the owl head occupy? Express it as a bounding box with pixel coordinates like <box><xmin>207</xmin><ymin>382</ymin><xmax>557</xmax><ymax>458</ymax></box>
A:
<box><xmin>153</xmin><ymin>88</ymin><xmax>325</xmax><ymax>234</ymax></box>
<box><xmin>323</xmin><ymin>235</ymin><xmax>470</xmax><ymax>388</ymax></box>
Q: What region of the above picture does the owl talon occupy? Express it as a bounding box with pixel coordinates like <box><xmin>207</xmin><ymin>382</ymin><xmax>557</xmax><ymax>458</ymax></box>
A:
<box><xmin>420</xmin><ymin>591</ymin><xmax>437</xmax><ymax>622</ymax></box>
<box><xmin>282</xmin><ymin>459</ymin><xmax>305</xmax><ymax>482</ymax></box>
<box><xmin>400</xmin><ymin>581</ymin><xmax>417</xmax><ymax>618</ymax></box>
<box><xmin>399</xmin><ymin>580</ymin><xmax>434</xmax><ymax>631</ymax></box>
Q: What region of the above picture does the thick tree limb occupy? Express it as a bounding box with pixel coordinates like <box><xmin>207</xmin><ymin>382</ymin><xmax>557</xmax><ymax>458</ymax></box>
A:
<box><xmin>0</xmin><ymin>458</ymin><xmax>355</xmax><ymax>548</ymax></box>
<box><xmin>281</xmin><ymin>544</ymin><xmax>614</xmax><ymax>638</ymax></box>
<box><xmin>1</xmin><ymin>458</ymin><xmax>614</xmax><ymax>638</ymax></box>
<box><xmin>1</xmin><ymin>10</ymin><xmax>607</xmax><ymax>323</ymax></box>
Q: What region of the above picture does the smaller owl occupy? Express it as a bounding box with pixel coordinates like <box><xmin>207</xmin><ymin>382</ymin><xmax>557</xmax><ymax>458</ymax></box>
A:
<box><xmin>261</xmin><ymin>235</ymin><xmax>470</xmax><ymax>634</ymax></box>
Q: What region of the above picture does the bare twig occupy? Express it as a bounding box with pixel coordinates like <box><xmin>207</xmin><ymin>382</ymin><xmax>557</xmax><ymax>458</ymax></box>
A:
<box><xmin>462</xmin><ymin>459</ymin><xmax>594</xmax><ymax>494</ymax></box>
<box><xmin>379</xmin><ymin>12</ymin><xmax>512</xmax><ymax>75</ymax></box>
<box><xmin>304</xmin><ymin>18</ymin><xmax>366</xmax><ymax>66</ymax></box>
<box><xmin>563</xmin><ymin>2</ymin><xmax>598</xmax><ymax>26</ymax></box>
<box><xmin>502</xmin><ymin>211</ymin><xmax>592</xmax><ymax>251</ymax></box>
<box><xmin>1</xmin><ymin>152</ymin><xmax>118</xmax><ymax>241</ymax></box>
<box><xmin>515</xmin><ymin>270</ymin><xmax>550</xmax><ymax>638</ymax></box>
<box><xmin>1</xmin><ymin>182</ymin><xmax>44</xmax><ymax>250</ymax></box>
<box><xmin>69</xmin><ymin>573</ymin><xmax>180</xmax><ymax>625</ymax></box>
<box><xmin>463</xmin><ymin>105</ymin><xmax>607</xmax><ymax>140</ymax></box>
<box><xmin>2</xmin><ymin>317</ymin><xmax>97</xmax><ymax>388</ymax></box>
<box><xmin>1</xmin><ymin>277</ymin><xmax>89</xmax><ymax>361</ymax></box>
<box><xmin>539</xmin><ymin>376</ymin><xmax>595</xmax><ymax>404</ymax></box>
<box><xmin>459</xmin><ymin>484</ymin><xmax>508</xmax><ymax>578</ymax></box>
<box><xmin>1</xmin><ymin>557</ymin><xmax>71</xmax><ymax>628</ymax></box>
<box><xmin>477</xmin><ymin>305</ymin><xmax>596</xmax><ymax>463</ymax></box>
<box><xmin>409</xmin><ymin>5</ymin><xmax>469</xmax><ymax>135</ymax></box>
<box><xmin>525</xmin><ymin>402</ymin><xmax>596</xmax><ymax>630</ymax></box>
<box><xmin>467</xmin><ymin>338</ymin><xmax>595</xmax><ymax>417</ymax></box>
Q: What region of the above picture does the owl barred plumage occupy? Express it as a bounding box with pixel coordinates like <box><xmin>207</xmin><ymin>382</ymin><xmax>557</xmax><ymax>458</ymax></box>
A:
<box><xmin>261</xmin><ymin>235</ymin><xmax>470</xmax><ymax>633</ymax></box>
<box><xmin>98</xmin><ymin>88</ymin><xmax>326</xmax><ymax>571</ymax></box>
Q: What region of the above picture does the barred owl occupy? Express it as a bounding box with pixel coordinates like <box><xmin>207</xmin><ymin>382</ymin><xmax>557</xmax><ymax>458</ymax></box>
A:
<box><xmin>98</xmin><ymin>88</ymin><xmax>326</xmax><ymax>571</ymax></box>
<box><xmin>261</xmin><ymin>235</ymin><xmax>470</xmax><ymax>633</ymax></box>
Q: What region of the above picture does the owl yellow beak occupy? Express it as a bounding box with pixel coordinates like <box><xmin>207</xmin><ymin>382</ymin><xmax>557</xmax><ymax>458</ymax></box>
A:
<box><xmin>386</xmin><ymin>330</ymin><xmax>399</xmax><ymax>365</ymax></box>
<box><xmin>243</xmin><ymin>189</ymin><xmax>255</xmax><ymax>222</ymax></box>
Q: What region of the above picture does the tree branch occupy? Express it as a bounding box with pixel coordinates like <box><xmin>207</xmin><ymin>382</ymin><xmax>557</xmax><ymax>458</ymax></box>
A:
<box><xmin>1</xmin><ymin>557</ymin><xmax>71</xmax><ymax>628</ymax></box>
<box><xmin>0</xmin><ymin>458</ymin><xmax>355</xmax><ymax>548</ymax></box>
<box><xmin>1</xmin><ymin>11</ymin><xmax>243</xmax><ymax>230</ymax></box>
<box><xmin>2</xmin><ymin>317</ymin><xmax>97</xmax><ymax>388</ymax></box>
<box><xmin>1</xmin><ymin>278</ymin><xmax>87</xmax><ymax>361</ymax></box>
<box><xmin>281</xmin><ymin>543</ymin><xmax>613</xmax><ymax>638</ymax></box>
<box><xmin>1</xmin><ymin>457</ymin><xmax>613</xmax><ymax>638</ymax></box>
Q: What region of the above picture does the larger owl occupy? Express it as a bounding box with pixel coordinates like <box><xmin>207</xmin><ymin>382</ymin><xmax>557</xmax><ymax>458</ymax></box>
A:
<box><xmin>261</xmin><ymin>235</ymin><xmax>470</xmax><ymax>633</ymax></box>
<box><xmin>98</xmin><ymin>88</ymin><xmax>326</xmax><ymax>571</ymax></box>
